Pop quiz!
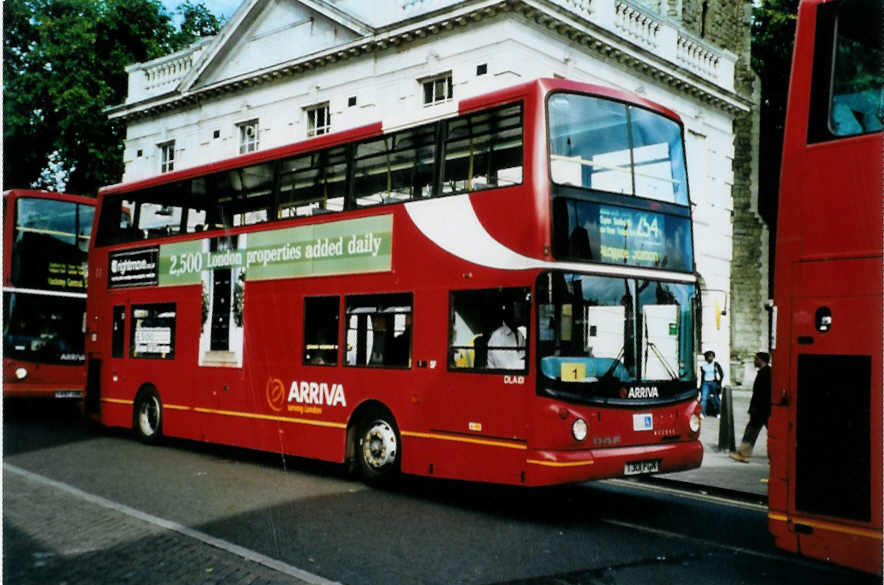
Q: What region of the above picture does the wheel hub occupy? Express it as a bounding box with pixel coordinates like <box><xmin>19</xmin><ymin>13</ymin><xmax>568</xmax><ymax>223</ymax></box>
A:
<box><xmin>362</xmin><ymin>420</ymin><xmax>397</xmax><ymax>469</ymax></box>
<box><xmin>139</xmin><ymin>397</ymin><xmax>159</xmax><ymax>436</ymax></box>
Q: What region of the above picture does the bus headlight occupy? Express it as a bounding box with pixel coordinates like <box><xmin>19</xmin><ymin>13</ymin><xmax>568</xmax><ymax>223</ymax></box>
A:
<box><xmin>572</xmin><ymin>418</ymin><xmax>588</xmax><ymax>441</ymax></box>
<box><xmin>689</xmin><ymin>413</ymin><xmax>701</xmax><ymax>433</ymax></box>
<box><xmin>15</xmin><ymin>367</ymin><xmax>28</xmax><ymax>380</ymax></box>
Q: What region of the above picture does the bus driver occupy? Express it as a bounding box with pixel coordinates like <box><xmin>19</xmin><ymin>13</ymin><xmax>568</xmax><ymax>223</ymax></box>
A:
<box><xmin>487</xmin><ymin>301</ymin><xmax>526</xmax><ymax>370</ymax></box>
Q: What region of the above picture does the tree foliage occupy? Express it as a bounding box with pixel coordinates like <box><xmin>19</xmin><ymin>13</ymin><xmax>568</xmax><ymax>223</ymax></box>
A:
<box><xmin>3</xmin><ymin>0</ymin><xmax>224</xmax><ymax>195</ymax></box>
<box><xmin>751</xmin><ymin>0</ymin><xmax>800</xmax><ymax>226</ymax></box>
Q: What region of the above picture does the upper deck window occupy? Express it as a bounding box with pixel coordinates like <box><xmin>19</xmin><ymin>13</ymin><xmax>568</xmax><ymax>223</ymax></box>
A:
<box><xmin>95</xmin><ymin>102</ymin><xmax>523</xmax><ymax>247</ymax></box>
<box><xmin>812</xmin><ymin>0</ymin><xmax>883</xmax><ymax>140</ymax></box>
<box><xmin>548</xmin><ymin>93</ymin><xmax>688</xmax><ymax>205</ymax></box>
<box><xmin>12</xmin><ymin>197</ymin><xmax>91</xmax><ymax>291</ymax></box>
<box><xmin>442</xmin><ymin>103</ymin><xmax>523</xmax><ymax>195</ymax></box>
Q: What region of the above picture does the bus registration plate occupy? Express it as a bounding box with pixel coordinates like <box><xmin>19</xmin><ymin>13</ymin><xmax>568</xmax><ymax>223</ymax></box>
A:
<box><xmin>54</xmin><ymin>391</ymin><xmax>83</xmax><ymax>399</ymax></box>
<box><xmin>624</xmin><ymin>459</ymin><xmax>660</xmax><ymax>475</ymax></box>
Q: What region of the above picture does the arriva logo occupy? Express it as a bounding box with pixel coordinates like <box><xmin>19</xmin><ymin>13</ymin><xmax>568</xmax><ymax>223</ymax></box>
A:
<box><xmin>266</xmin><ymin>378</ymin><xmax>287</xmax><ymax>412</ymax></box>
<box><xmin>627</xmin><ymin>386</ymin><xmax>660</xmax><ymax>399</ymax></box>
<box><xmin>288</xmin><ymin>380</ymin><xmax>347</xmax><ymax>407</ymax></box>
<box><xmin>266</xmin><ymin>378</ymin><xmax>348</xmax><ymax>413</ymax></box>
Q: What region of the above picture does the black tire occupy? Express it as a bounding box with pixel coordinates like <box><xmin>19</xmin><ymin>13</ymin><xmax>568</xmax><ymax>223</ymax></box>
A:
<box><xmin>356</xmin><ymin>410</ymin><xmax>401</xmax><ymax>486</ymax></box>
<box><xmin>133</xmin><ymin>388</ymin><xmax>162</xmax><ymax>444</ymax></box>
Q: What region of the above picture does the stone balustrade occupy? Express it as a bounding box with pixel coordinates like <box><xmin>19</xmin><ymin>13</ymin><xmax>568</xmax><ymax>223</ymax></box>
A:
<box><xmin>124</xmin><ymin>0</ymin><xmax>736</xmax><ymax>104</ymax></box>
<box><xmin>126</xmin><ymin>39</ymin><xmax>212</xmax><ymax>103</ymax></box>
<box><xmin>614</xmin><ymin>0</ymin><xmax>660</xmax><ymax>49</ymax></box>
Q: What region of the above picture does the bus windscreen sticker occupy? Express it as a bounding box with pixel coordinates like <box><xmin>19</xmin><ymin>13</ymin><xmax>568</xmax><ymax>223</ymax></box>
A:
<box><xmin>156</xmin><ymin>214</ymin><xmax>393</xmax><ymax>287</ymax></box>
<box><xmin>108</xmin><ymin>247</ymin><xmax>159</xmax><ymax>288</ymax></box>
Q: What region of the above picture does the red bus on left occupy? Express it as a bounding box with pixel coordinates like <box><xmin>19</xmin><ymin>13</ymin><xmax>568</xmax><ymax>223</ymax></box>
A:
<box><xmin>3</xmin><ymin>189</ymin><xmax>95</xmax><ymax>399</ymax></box>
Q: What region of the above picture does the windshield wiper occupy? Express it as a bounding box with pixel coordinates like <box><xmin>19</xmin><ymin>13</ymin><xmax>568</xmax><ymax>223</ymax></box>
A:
<box><xmin>600</xmin><ymin>346</ymin><xmax>625</xmax><ymax>380</ymax></box>
<box><xmin>645</xmin><ymin>341</ymin><xmax>679</xmax><ymax>380</ymax></box>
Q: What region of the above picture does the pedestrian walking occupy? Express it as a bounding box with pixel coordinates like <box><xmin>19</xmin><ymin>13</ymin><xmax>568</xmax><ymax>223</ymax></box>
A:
<box><xmin>698</xmin><ymin>350</ymin><xmax>724</xmax><ymax>417</ymax></box>
<box><xmin>730</xmin><ymin>352</ymin><xmax>771</xmax><ymax>463</ymax></box>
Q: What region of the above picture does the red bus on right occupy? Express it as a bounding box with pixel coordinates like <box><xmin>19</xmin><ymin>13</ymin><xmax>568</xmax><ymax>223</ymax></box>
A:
<box><xmin>768</xmin><ymin>0</ymin><xmax>882</xmax><ymax>574</ymax></box>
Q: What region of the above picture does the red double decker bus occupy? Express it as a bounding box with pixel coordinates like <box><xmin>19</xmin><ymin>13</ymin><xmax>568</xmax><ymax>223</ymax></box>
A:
<box><xmin>767</xmin><ymin>0</ymin><xmax>882</xmax><ymax>574</ymax></box>
<box><xmin>85</xmin><ymin>78</ymin><xmax>703</xmax><ymax>486</ymax></box>
<box><xmin>3</xmin><ymin>189</ymin><xmax>95</xmax><ymax>399</ymax></box>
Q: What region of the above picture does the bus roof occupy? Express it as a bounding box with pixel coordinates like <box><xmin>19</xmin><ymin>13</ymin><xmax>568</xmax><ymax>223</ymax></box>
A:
<box><xmin>98</xmin><ymin>78</ymin><xmax>682</xmax><ymax>199</ymax></box>
<box><xmin>4</xmin><ymin>189</ymin><xmax>95</xmax><ymax>206</ymax></box>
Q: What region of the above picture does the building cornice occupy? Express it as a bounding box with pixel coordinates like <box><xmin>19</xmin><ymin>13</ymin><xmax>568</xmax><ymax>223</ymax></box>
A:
<box><xmin>107</xmin><ymin>0</ymin><xmax>752</xmax><ymax>123</ymax></box>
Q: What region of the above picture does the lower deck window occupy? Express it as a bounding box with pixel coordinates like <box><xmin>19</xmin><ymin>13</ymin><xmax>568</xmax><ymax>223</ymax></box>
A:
<box><xmin>345</xmin><ymin>293</ymin><xmax>412</xmax><ymax>368</ymax></box>
<box><xmin>449</xmin><ymin>287</ymin><xmax>529</xmax><ymax>372</ymax></box>
<box><xmin>304</xmin><ymin>296</ymin><xmax>340</xmax><ymax>366</ymax></box>
<box><xmin>130</xmin><ymin>303</ymin><xmax>176</xmax><ymax>359</ymax></box>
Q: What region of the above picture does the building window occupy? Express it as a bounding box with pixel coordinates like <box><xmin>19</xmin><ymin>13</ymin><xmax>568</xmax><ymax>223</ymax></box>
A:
<box><xmin>306</xmin><ymin>103</ymin><xmax>331</xmax><ymax>137</ymax></box>
<box><xmin>159</xmin><ymin>141</ymin><xmax>175</xmax><ymax>173</ymax></box>
<box><xmin>238</xmin><ymin>120</ymin><xmax>259</xmax><ymax>154</ymax></box>
<box><xmin>422</xmin><ymin>73</ymin><xmax>453</xmax><ymax>106</ymax></box>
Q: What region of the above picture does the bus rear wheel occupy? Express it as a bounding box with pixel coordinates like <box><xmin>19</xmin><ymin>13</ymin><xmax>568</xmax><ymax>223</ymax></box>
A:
<box><xmin>357</xmin><ymin>411</ymin><xmax>400</xmax><ymax>485</ymax></box>
<box><xmin>134</xmin><ymin>388</ymin><xmax>162</xmax><ymax>444</ymax></box>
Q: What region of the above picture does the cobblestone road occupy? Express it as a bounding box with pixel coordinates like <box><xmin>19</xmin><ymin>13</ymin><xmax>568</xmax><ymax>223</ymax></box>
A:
<box><xmin>3</xmin><ymin>468</ymin><xmax>326</xmax><ymax>585</ymax></box>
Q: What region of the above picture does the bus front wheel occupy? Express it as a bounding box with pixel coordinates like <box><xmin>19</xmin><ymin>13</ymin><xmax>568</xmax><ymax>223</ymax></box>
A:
<box><xmin>134</xmin><ymin>388</ymin><xmax>162</xmax><ymax>444</ymax></box>
<box><xmin>357</xmin><ymin>411</ymin><xmax>401</xmax><ymax>485</ymax></box>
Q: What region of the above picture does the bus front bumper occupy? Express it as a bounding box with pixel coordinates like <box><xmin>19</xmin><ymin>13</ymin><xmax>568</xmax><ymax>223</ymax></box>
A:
<box><xmin>524</xmin><ymin>440</ymin><xmax>703</xmax><ymax>486</ymax></box>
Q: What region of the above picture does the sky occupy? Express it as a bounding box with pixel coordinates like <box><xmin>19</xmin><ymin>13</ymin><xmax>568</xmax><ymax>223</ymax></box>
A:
<box><xmin>161</xmin><ymin>0</ymin><xmax>242</xmax><ymax>22</ymax></box>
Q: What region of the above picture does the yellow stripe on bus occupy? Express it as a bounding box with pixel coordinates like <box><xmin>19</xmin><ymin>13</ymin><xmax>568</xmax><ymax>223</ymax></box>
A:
<box><xmin>768</xmin><ymin>512</ymin><xmax>883</xmax><ymax>540</ymax></box>
<box><xmin>401</xmin><ymin>430</ymin><xmax>527</xmax><ymax>451</ymax></box>
<box><xmin>526</xmin><ymin>458</ymin><xmax>595</xmax><ymax>468</ymax></box>
<box><xmin>163</xmin><ymin>404</ymin><xmax>191</xmax><ymax>411</ymax></box>
<box><xmin>192</xmin><ymin>407</ymin><xmax>347</xmax><ymax>429</ymax></box>
<box><xmin>101</xmin><ymin>398</ymin><xmax>134</xmax><ymax>406</ymax></box>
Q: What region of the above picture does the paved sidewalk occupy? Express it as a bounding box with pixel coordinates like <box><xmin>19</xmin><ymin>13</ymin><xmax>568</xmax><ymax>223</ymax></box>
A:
<box><xmin>656</xmin><ymin>388</ymin><xmax>769</xmax><ymax>499</ymax></box>
<box><xmin>3</xmin><ymin>469</ymin><xmax>325</xmax><ymax>585</ymax></box>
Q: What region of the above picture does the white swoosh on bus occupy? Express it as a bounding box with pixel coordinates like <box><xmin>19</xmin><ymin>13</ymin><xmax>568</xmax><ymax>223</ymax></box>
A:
<box><xmin>404</xmin><ymin>195</ymin><xmax>695</xmax><ymax>283</ymax></box>
<box><xmin>405</xmin><ymin>195</ymin><xmax>542</xmax><ymax>270</ymax></box>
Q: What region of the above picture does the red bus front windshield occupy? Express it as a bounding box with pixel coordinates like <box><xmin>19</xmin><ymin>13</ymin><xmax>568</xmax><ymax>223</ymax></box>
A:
<box><xmin>535</xmin><ymin>272</ymin><xmax>696</xmax><ymax>405</ymax></box>
<box><xmin>3</xmin><ymin>293</ymin><xmax>85</xmax><ymax>364</ymax></box>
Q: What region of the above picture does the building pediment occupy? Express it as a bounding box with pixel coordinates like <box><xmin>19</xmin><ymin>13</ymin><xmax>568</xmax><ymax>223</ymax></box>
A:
<box><xmin>184</xmin><ymin>0</ymin><xmax>370</xmax><ymax>92</ymax></box>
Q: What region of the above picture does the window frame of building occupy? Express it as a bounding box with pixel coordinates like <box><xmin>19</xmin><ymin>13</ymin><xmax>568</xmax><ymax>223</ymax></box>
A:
<box><xmin>238</xmin><ymin>119</ymin><xmax>260</xmax><ymax>154</ymax></box>
<box><xmin>422</xmin><ymin>72</ymin><xmax>453</xmax><ymax>106</ymax></box>
<box><xmin>159</xmin><ymin>141</ymin><xmax>175</xmax><ymax>173</ymax></box>
<box><xmin>306</xmin><ymin>103</ymin><xmax>332</xmax><ymax>138</ymax></box>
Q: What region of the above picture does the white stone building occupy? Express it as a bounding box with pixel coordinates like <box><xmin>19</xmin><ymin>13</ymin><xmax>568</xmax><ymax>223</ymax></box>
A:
<box><xmin>107</xmin><ymin>0</ymin><xmax>762</xmax><ymax>382</ymax></box>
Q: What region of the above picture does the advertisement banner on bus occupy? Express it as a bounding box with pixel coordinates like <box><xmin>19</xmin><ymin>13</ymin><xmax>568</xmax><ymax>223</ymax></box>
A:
<box><xmin>154</xmin><ymin>214</ymin><xmax>393</xmax><ymax>287</ymax></box>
